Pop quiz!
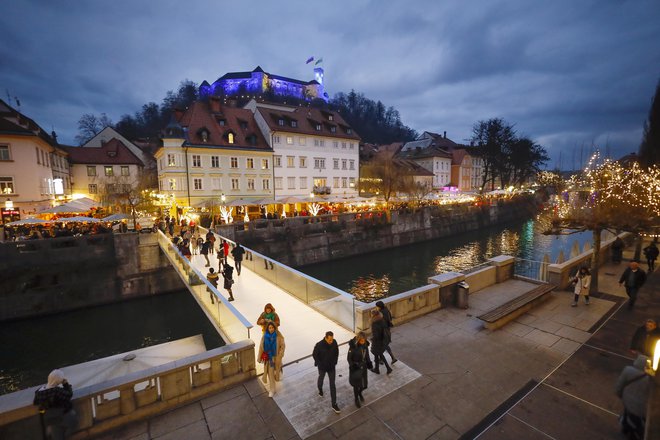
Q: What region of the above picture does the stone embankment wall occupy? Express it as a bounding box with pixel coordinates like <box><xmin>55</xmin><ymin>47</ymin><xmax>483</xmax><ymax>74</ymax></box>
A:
<box><xmin>216</xmin><ymin>195</ymin><xmax>538</xmax><ymax>267</ymax></box>
<box><xmin>0</xmin><ymin>233</ymin><xmax>183</xmax><ymax>321</ymax></box>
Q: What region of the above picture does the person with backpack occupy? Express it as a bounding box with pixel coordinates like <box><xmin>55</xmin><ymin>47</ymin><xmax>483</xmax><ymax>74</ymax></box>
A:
<box><xmin>231</xmin><ymin>243</ymin><xmax>246</xmax><ymax>275</ymax></box>
<box><xmin>375</xmin><ymin>301</ymin><xmax>397</xmax><ymax>364</ymax></box>
<box><xmin>222</xmin><ymin>261</ymin><xmax>235</xmax><ymax>301</ymax></box>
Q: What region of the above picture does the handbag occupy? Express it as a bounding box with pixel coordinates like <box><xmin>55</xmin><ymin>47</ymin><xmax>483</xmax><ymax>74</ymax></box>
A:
<box><xmin>260</xmin><ymin>351</ymin><xmax>269</xmax><ymax>362</ymax></box>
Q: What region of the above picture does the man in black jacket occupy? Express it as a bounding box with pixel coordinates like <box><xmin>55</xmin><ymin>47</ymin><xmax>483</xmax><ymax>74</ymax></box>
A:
<box><xmin>312</xmin><ymin>331</ymin><xmax>340</xmax><ymax>414</ymax></box>
<box><xmin>619</xmin><ymin>261</ymin><xmax>647</xmax><ymax>309</ymax></box>
<box><xmin>630</xmin><ymin>318</ymin><xmax>659</xmax><ymax>356</ymax></box>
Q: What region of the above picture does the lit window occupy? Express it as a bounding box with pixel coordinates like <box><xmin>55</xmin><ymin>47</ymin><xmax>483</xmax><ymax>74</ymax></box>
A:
<box><xmin>330</xmin><ymin>126</ymin><xmax>336</xmax><ymax>133</ymax></box>
<box><xmin>247</xmin><ymin>158</ymin><xmax>254</xmax><ymax>169</ymax></box>
<box><xmin>291</xmin><ymin>120</ymin><xmax>298</xmax><ymax>128</ymax></box>
<box><xmin>299</xmin><ymin>157</ymin><xmax>307</xmax><ymax>168</ymax></box>
<box><xmin>278</xmin><ymin>119</ymin><xmax>285</xmax><ymax>126</ymax></box>
<box><xmin>121</xmin><ymin>166</ymin><xmax>130</xmax><ymax>176</ymax></box>
<box><xmin>286</xmin><ymin>136</ymin><xmax>293</xmax><ymax>145</ymax></box>
<box><xmin>288</xmin><ymin>177</ymin><xmax>295</xmax><ymax>189</ymax></box>
<box><xmin>192</xmin><ymin>155</ymin><xmax>201</xmax><ymax>167</ymax></box>
<box><xmin>87</xmin><ymin>166</ymin><xmax>96</xmax><ymax>176</ymax></box>
<box><xmin>299</xmin><ymin>137</ymin><xmax>306</xmax><ymax>146</ymax></box>
<box><xmin>104</xmin><ymin>166</ymin><xmax>114</xmax><ymax>176</ymax></box>
<box><xmin>88</xmin><ymin>184</ymin><xmax>97</xmax><ymax>194</ymax></box>
<box><xmin>231</xmin><ymin>157</ymin><xmax>238</xmax><ymax>168</ymax></box>
<box><xmin>168</xmin><ymin>178</ymin><xmax>176</xmax><ymax>190</ymax></box>
<box><xmin>349</xmin><ymin>177</ymin><xmax>355</xmax><ymax>187</ymax></box>
<box><xmin>194</xmin><ymin>178</ymin><xmax>203</xmax><ymax>190</ymax></box>
<box><xmin>0</xmin><ymin>145</ymin><xmax>10</xmax><ymax>161</ymax></box>
<box><xmin>228</xmin><ymin>133</ymin><xmax>234</xmax><ymax>144</ymax></box>
<box><xmin>262</xmin><ymin>159</ymin><xmax>269</xmax><ymax>169</ymax></box>
<box><xmin>0</xmin><ymin>177</ymin><xmax>15</xmax><ymax>194</ymax></box>
<box><xmin>247</xmin><ymin>178</ymin><xmax>255</xmax><ymax>190</ymax></box>
<box><xmin>315</xmin><ymin>124</ymin><xmax>321</xmax><ymax>131</ymax></box>
<box><xmin>211</xmin><ymin>156</ymin><xmax>220</xmax><ymax>168</ymax></box>
<box><xmin>287</xmin><ymin>156</ymin><xmax>294</xmax><ymax>167</ymax></box>
<box><xmin>231</xmin><ymin>178</ymin><xmax>240</xmax><ymax>190</ymax></box>
<box><xmin>328</xmin><ymin>115</ymin><xmax>334</xmax><ymax>121</ymax></box>
<box><xmin>167</xmin><ymin>154</ymin><xmax>176</xmax><ymax>166</ymax></box>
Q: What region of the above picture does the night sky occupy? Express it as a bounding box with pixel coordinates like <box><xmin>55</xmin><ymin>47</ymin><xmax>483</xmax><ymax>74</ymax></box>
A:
<box><xmin>2</xmin><ymin>0</ymin><xmax>659</xmax><ymax>168</ymax></box>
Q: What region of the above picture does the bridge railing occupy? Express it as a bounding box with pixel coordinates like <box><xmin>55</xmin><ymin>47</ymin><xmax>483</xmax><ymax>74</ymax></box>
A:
<box><xmin>201</xmin><ymin>227</ymin><xmax>357</xmax><ymax>332</ymax></box>
<box><xmin>514</xmin><ymin>258</ymin><xmax>550</xmax><ymax>283</ymax></box>
<box><xmin>156</xmin><ymin>230</ymin><xmax>253</xmax><ymax>342</ymax></box>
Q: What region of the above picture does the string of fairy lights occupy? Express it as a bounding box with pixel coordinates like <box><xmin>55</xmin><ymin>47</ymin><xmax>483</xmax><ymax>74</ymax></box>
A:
<box><xmin>545</xmin><ymin>152</ymin><xmax>660</xmax><ymax>236</ymax></box>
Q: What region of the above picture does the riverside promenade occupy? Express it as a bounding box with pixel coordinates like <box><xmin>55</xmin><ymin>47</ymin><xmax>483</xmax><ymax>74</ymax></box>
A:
<box><xmin>97</xmin><ymin>249</ymin><xmax>658</xmax><ymax>440</ymax></box>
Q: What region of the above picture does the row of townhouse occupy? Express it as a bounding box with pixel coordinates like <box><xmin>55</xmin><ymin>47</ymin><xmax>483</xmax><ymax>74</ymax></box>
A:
<box><xmin>156</xmin><ymin>97</ymin><xmax>361</xmax><ymax>206</ymax></box>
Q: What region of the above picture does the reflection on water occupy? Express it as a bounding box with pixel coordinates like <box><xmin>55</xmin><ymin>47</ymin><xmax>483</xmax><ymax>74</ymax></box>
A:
<box><xmin>302</xmin><ymin>214</ymin><xmax>597</xmax><ymax>302</ymax></box>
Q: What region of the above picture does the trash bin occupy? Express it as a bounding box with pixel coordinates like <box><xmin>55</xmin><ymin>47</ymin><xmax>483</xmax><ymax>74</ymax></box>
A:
<box><xmin>456</xmin><ymin>281</ymin><xmax>469</xmax><ymax>309</ymax></box>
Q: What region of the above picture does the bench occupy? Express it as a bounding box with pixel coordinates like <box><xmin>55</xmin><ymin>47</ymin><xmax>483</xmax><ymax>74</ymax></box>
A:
<box><xmin>477</xmin><ymin>284</ymin><xmax>556</xmax><ymax>330</ymax></box>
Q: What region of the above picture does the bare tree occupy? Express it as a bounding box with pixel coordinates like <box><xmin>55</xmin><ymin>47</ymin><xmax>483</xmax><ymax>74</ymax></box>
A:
<box><xmin>75</xmin><ymin>113</ymin><xmax>113</xmax><ymax>145</ymax></box>
<box><xmin>360</xmin><ymin>154</ymin><xmax>406</xmax><ymax>205</ymax></box>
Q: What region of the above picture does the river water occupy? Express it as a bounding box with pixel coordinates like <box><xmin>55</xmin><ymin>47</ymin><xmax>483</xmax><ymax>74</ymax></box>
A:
<box><xmin>300</xmin><ymin>214</ymin><xmax>596</xmax><ymax>302</ymax></box>
<box><xmin>0</xmin><ymin>291</ymin><xmax>223</xmax><ymax>395</ymax></box>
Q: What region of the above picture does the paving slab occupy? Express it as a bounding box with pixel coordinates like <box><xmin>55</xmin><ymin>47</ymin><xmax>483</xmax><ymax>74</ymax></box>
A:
<box><xmin>153</xmin><ymin>419</ymin><xmax>210</xmax><ymax>440</ymax></box>
<box><xmin>149</xmin><ymin>402</ymin><xmax>204</xmax><ymax>438</ymax></box>
<box><xmin>476</xmin><ymin>414</ymin><xmax>550</xmax><ymax>440</ymax></box>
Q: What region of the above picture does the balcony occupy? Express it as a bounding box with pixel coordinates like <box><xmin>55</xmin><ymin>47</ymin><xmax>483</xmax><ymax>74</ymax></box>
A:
<box><xmin>312</xmin><ymin>185</ymin><xmax>331</xmax><ymax>195</ymax></box>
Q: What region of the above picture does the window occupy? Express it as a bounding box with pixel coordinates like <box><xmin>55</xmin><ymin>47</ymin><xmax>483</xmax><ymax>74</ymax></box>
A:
<box><xmin>273</xmin><ymin>135</ymin><xmax>281</xmax><ymax>144</ymax></box>
<box><xmin>105</xmin><ymin>184</ymin><xmax>117</xmax><ymax>193</ymax></box>
<box><xmin>299</xmin><ymin>157</ymin><xmax>307</xmax><ymax>168</ymax></box>
<box><xmin>287</xmin><ymin>177</ymin><xmax>295</xmax><ymax>189</ymax></box>
<box><xmin>319</xmin><ymin>140</ymin><xmax>325</xmax><ymax>147</ymax></box>
<box><xmin>314</xmin><ymin>178</ymin><xmax>327</xmax><ymax>188</ymax></box>
<box><xmin>333</xmin><ymin>141</ymin><xmax>338</xmax><ymax>148</ymax></box>
<box><xmin>228</xmin><ymin>133</ymin><xmax>234</xmax><ymax>144</ymax></box>
<box><xmin>291</xmin><ymin>120</ymin><xmax>298</xmax><ymax>128</ymax></box>
<box><xmin>278</xmin><ymin>119</ymin><xmax>285</xmax><ymax>126</ymax></box>
<box><xmin>231</xmin><ymin>178</ymin><xmax>239</xmax><ymax>190</ymax></box>
<box><xmin>212</xmin><ymin>178</ymin><xmax>222</xmax><ymax>190</ymax></box>
<box><xmin>193</xmin><ymin>178</ymin><xmax>203</xmax><ymax>190</ymax></box>
<box><xmin>246</xmin><ymin>158</ymin><xmax>254</xmax><ymax>169</ymax></box>
<box><xmin>347</xmin><ymin>128</ymin><xmax>353</xmax><ymax>135</ymax></box>
<box><xmin>298</xmin><ymin>137</ymin><xmax>306</xmax><ymax>146</ymax></box>
<box><xmin>168</xmin><ymin>178</ymin><xmax>176</xmax><ymax>190</ymax></box>
<box><xmin>262</xmin><ymin>179</ymin><xmax>270</xmax><ymax>190</ymax></box>
<box><xmin>349</xmin><ymin>160</ymin><xmax>355</xmax><ymax>170</ymax></box>
<box><xmin>36</xmin><ymin>147</ymin><xmax>40</xmax><ymax>164</ymax></box>
<box><xmin>315</xmin><ymin>124</ymin><xmax>321</xmax><ymax>131</ymax></box>
<box><xmin>121</xmin><ymin>166</ymin><xmax>130</xmax><ymax>176</ymax></box>
<box><xmin>286</xmin><ymin>136</ymin><xmax>293</xmax><ymax>145</ymax></box>
<box><xmin>218</xmin><ymin>119</ymin><xmax>226</xmax><ymax>126</ymax></box>
<box><xmin>333</xmin><ymin>177</ymin><xmax>340</xmax><ymax>188</ymax></box>
<box><xmin>287</xmin><ymin>156</ymin><xmax>295</xmax><ymax>168</ymax></box>
<box><xmin>328</xmin><ymin>115</ymin><xmax>334</xmax><ymax>121</ymax></box>
<box><xmin>333</xmin><ymin>159</ymin><xmax>339</xmax><ymax>170</ymax></box>
<box><xmin>342</xmin><ymin>159</ymin><xmax>347</xmax><ymax>170</ymax></box>
<box><xmin>299</xmin><ymin>177</ymin><xmax>307</xmax><ymax>189</ymax></box>
<box><xmin>274</xmin><ymin>156</ymin><xmax>282</xmax><ymax>167</ymax></box>
<box><xmin>0</xmin><ymin>177</ymin><xmax>14</xmax><ymax>194</ymax></box>
<box><xmin>274</xmin><ymin>177</ymin><xmax>283</xmax><ymax>190</ymax></box>
<box><xmin>350</xmin><ymin>143</ymin><xmax>355</xmax><ymax>149</ymax></box>
<box><xmin>168</xmin><ymin>154</ymin><xmax>176</xmax><ymax>166</ymax></box>
<box><xmin>87</xmin><ymin>166</ymin><xmax>96</xmax><ymax>176</ymax></box>
<box><xmin>314</xmin><ymin>139</ymin><xmax>320</xmax><ymax>147</ymax></box>
<box><xmin>0</xmin><ymin>145</ymin><xmax>10</xmax><ymax>161</ymax></box>
<box><xmin>230</xmin><ymin>157</ymin><xmax>238</xmax><ymax>168</ymax></box>
<box><xmin>342</xmin><ymin>142</ymin><xmax>346</xmax><ymax>149</ymax></box>
<box><xmin>349</xmin><ymin>177</ymin><xmax>356</xmax><ymax>188</ymax></box>
<box><xmin>104</xmin><ymin>166</ymin><xmax>114</xmax><ymax>176</ymax></box>
<box><xmin>261</xmin><ymin>159</ymin><xmax>269</xmax><ymax>169</ymax></box>
<box><xmin>247</xmin><ymin>178</ymin><xmax>255</xmax><ymax>190</ymax></box>
<box><xmin>342</xmin><ymin>177</ymin><xmax>348</xmax><ymax>188</ymax></box>
<box><xmin>330</xmin><ymin>126</ymin><xmax>336</xmax><ymax>133</ymax></box>
<box><xmin>314</xmin><ymin>158</ymin><xmax>325</xmax><ymax>169</ymax></box>
<box><xmin>192</xmin><ymin>155</ymin><xmax>201</xmax><ymax>167</ymax></box>
<box><xmin>211</xmin><ymin>156</ymin><xmax>220</xmax><ymax>168</ymax></box>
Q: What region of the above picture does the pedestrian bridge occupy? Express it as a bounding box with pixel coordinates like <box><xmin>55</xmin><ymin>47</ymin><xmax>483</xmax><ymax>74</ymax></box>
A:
<box><xmin>155</xmin><ymin>229</ymin><xmax>357</xmax><ymax>367</ymax></box>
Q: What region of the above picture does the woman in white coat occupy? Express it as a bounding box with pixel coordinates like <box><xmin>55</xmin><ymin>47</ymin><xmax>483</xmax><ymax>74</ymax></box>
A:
<box><xmin>571</xmin><ymin>267</ymin><xmax>591</xmax><ymax>307</ymax></box>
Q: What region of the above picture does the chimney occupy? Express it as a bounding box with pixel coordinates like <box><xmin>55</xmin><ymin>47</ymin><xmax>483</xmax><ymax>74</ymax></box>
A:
<box><xmin>443</xmin><ymin>131</ymin><xmax>447</xmax><ymax>139</ymax></box>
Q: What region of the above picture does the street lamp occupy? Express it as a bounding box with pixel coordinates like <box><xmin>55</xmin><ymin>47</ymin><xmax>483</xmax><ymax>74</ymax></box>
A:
<box><xmin>5</xmin><ymin>198</ymin><xmax>13</xmax><ymax>210</ymax></box>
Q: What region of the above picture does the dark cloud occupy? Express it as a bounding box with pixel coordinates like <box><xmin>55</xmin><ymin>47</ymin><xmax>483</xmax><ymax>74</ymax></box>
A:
<box><xmin>1</xmin><ymin>0</ymin><xmax>658</xmax><ymax>165</ymax></box>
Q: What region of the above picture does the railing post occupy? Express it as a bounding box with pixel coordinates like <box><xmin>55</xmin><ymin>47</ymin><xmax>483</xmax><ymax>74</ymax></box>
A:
<box><xmin>119</xmin><ymin>386</ymin><xmax>136</xmax><ymax>415</ymax></box>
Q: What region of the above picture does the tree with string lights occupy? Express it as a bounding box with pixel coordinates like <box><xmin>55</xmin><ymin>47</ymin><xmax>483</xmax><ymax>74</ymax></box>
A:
<box><xmin>546</xmin><ymin>153</ymin><xmax>660</xmax><ymax>293</ymax></box>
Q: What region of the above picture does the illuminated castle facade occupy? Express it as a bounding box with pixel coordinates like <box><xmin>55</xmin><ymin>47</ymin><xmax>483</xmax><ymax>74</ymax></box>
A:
<box><xmin>199</xmin><ymin>66</ymin><xmax>328</xmax><ymax>102</ymax></box>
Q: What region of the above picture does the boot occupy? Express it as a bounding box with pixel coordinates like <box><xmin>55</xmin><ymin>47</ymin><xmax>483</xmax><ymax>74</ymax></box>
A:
<box><xmin>359</xmin><ymin>392</ymin><xmax>365</xmax><ymax>402</ymax></box>
<box><xmin>585</xmin><ymin>296</ymin><xmax>590</xmax><ymax>305</ymax></box>
<box><xmin>372</xmin><ymin>367</ymin><xmax>380</xmax><ymax>374</ymax></box>
<box><xmin>355</xmin><ymin>397</ymin><xmax>361</xmax><ymax>408</ymax></box>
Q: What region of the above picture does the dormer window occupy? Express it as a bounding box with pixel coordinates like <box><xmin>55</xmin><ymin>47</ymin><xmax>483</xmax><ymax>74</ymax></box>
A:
<box><xmin>198</xmin><ymin>127</ymin><xmax>210</xmax><ymax>142</ymax></box>
<box><xmin>291</xmin><ymin>120</ymin><xmax>298</xmax><ymax>128</ymax></box>
<box><xmin>315</xmin><ymin>124</ymin><xmax>321</xmax><ymax>131</ymax></box>
<box><xmin>330</xmin><ymin>126</ymin><xmax>336</xmax><ymax>133</ymax></box>
<box><xmin>107</xmin><ymin>151</ymin><xmax>117</xmax><ymax>157</ymax></box>
<box><xmin>278</xmin><ymin>119</ymin><xmax>285</xmax><ymax>126</ymax></box>
<box><xmin>328</xmin><ymin>115</ymin><xmax>334</xmax><ymax>121</ymax></box>
<box><xmin>218</xmin><ymin>119</ymin><xmax>226</xmax><ymax>126</ymax></box>
<box><xmin>228</xmin><ymin>133</ymin><xmax>234</xmax><ymax>144</ymax></box>
<box><xmin>240</xmin><ymin>121</ymin><xmax>248</xmax><ymax>130</ymax></box>
<box><xmin>347</xmin><ymin>128</ymin><xmax>353</xmax><ymax>134</ymax></box>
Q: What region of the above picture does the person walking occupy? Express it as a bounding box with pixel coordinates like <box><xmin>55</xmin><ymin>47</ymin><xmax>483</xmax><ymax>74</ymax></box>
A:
<box><xmin>257</xmin><ymin>303</ymin><xmax>280</xmax><ymax>332</ymax></box>
<box><xmin>191</xmin><ymin>233</ymin><xmax>199</xmax><ymax>255</ymax></box>
<box><xmin>33</xmin><ymin>369</ymin><xmax>77</xmax><ymax>440</ymax></box>
<box><xmin>643</xmin><ymin>240</ymin><xmax>658</xmax><ymax>272</ymax></box>
<box><xmin>206</xmin><ymin>267</ymin><xmax>219</xmax><ymax>304</ymax></box>
<box><xmin>222</xmin><ymin>239</ymin><xmax>230</xmax><ymax>264</ymax></box>
<box><xmin>615</xmin><ymin>355</ymin><xmax>650</xmax><ymax>440</ymax></box>
<box><xmin>222</xmin><ymin>261</ymin><xmax>235</xmax><ymax>301</ymax></box>
<box><xmin>611</xmin><ymin>236</ymin><xmax>624</xmax><ymax>263</ymax></box>
<box><xmin>231</xmin><ymin>243</ymin><xmax>246</xmax><ymax>275</ymax></box>
<box><xmin>205</xmin><ymin>231</ymin><xmax>215</xmax><ymax>254</ymax></box>
<box><xmin>200</xmin><ymin>239</ymin><xmax>211</xmax><ymax>267</ymax></box>
<box><xmin>630</xmin><ymin>318</ymin><xmax>660</xmax><ymax>357</ymax></box>
<box><xmin>375</xmin><ymin>300</ymin><xmax>397</xmax><ymax>364</ymax></box>
<box><xmin>347</xmin><ymin>332</ymin><xmax>372</xmax><ymax>408</ymax></box>
<box><xmin>313</xmin><ymin>331</ymin><xmax>341</xmax><ymax>414</ymax></box>
<box><xmin>370</xmin><ymin>309</ymin><xmax>392</xmax><ymax>375</ymax></box>
<box><xmin>570</xmin><ymin>267</ymin><xmax>591</xmax><ymax>307</ymax></box>
<box><xmin>619</xmin><ymin>261</ymin><xmax>647</xmax><ymax>309</ymax></box>
<box><xmin>258</xmin><ymin>322</ymin><xmax>285</xmax><ymax>398</ymax></box>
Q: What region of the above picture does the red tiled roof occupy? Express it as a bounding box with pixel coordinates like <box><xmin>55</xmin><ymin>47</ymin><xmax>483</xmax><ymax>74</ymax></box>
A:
<box><xmin>256</xmin><ymin>105</ymin><xmax>360</xmax><ymax>141</ymax></box>
<box><xmin>60</xmin><ymin>138</ymin><xmax>144</xmax><ymax>165</ymax></box>
<box><xmin>177</xmin><ymin>100</ymin><xmax>271</xmax><ymax>150</ymax></box>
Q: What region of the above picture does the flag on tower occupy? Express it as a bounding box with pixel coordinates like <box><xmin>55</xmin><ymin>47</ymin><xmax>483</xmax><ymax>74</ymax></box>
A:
<box><xmin>305</xmin><ymin>56</ymin><xmax>314</xmax><ymax>64</ymax></box>
<box><xmin>315</xmin><ymin>58</ymin><xmax>323</xmax><ymax>65</ymax></box>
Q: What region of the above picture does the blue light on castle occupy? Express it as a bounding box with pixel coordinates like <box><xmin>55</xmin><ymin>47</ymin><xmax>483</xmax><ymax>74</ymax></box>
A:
<box><xmin>199</xmin><ymin>66</ymin><xmax>328</xmax><ymax>102</ymax></box>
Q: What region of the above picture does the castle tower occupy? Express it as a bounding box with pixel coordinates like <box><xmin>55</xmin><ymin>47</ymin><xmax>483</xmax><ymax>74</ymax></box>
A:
<box><xmin>313</xmin><ymin>67</ymin><xmax>326</xmax><ymax>100</ymax></box>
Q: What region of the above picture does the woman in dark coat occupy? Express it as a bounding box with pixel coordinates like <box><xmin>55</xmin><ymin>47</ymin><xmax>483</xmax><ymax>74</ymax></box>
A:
<box><xmin>370</xmin><ymin>309</ymin><xmax>392</xmax><ymax>375</ymax></box>
<box><xmin>222</xmin><ymin>261</ymin><xmax>235</xmax><ymax>301</ymax></box>
<box><xmin>347</xmin><ymin>332</ymin><xmax>372</xmax><ymax>408</ymax></box>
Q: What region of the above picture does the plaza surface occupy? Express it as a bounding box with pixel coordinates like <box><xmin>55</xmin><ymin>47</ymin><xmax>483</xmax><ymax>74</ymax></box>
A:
<box><xmin>98</xmin><ymin>249</ymin><xmax>657</xmax><ymax>440</ymax></box>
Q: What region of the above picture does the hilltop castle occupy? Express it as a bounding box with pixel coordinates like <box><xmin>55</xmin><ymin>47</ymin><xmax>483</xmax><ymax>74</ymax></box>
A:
<box><xmin>199</xmin><ymin>66</ymin><xmax>328</xmax><ymax>102</ymax></box>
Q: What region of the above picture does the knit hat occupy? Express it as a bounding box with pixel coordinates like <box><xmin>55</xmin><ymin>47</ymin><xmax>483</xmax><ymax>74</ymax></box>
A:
<box><xmin>46</xmin><ymin>369</ymin><xmax>65</xmax><ymax>389</ymax></box>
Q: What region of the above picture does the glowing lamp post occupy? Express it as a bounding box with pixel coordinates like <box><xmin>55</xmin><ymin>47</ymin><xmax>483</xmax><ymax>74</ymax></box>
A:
<box><xmin>5</xmin><ymin>199</ymin><xmax>13</xmax><ymax>210</ymax></box>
